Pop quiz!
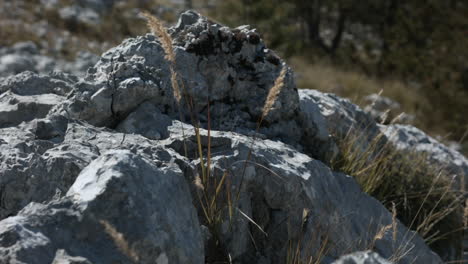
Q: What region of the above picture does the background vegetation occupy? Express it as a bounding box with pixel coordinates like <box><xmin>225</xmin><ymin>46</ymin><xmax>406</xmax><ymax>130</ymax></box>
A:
<box><xmin>205</xmin><ymin>0</ymin><xmax>468</xmax><ymax>154</ymax></box>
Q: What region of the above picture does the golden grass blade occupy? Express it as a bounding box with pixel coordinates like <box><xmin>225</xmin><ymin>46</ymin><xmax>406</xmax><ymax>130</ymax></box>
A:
<box><xmin>210</xmin><ymin>170</ymin><xmax>228</xmax><ymax>209</ymax></box>
<box><xmin>141</xmin><ymin>12</ymin><xmax>181</xmax><ymax>103</ymax></box>
<box><xmin>262</xmin><ymin>66</ymin><xmax>287</xmax><ymax>119</ymax></box>
<box><xmin>141</xmin><ymin>11</ymin><xmax>175</xmax><ymax>63</ymax></box>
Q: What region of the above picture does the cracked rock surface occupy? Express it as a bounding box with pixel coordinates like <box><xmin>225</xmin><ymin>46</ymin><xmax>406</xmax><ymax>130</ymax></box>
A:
<box><xmin>0</xmin><ymin>10</ymin><xmax>464</xmax><ymax>264</ymax></box>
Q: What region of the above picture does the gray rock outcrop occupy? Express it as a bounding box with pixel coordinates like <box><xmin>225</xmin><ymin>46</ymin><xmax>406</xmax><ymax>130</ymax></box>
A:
<box><xmin>1</xmin><ymin>10</ymin><xmax>464</xmax><ymax>264</ymax></box>
<box><xmin>0</xmin><ymin>150</ymin><xmax>203</xmax><ymax>263</ymax></box>
<box><xmin>363</xmin><ymin>94</ymin><xmax>414</xmax><ymax>125</ymax></box>
<box><xmin>383</xmin><ymin>124</ymin><xmax>468</xmax><ymax>189</ymax></box>
<box><xmin>299</xmin><ymin>89</ymin><xmax>468</xmax><ymax>190</ymax></box>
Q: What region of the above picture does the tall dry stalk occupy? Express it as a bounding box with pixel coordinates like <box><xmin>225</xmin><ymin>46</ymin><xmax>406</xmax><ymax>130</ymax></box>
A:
<box><xmin>261</xmin><ymin>66</ymin><xmax>287</xmax><ymax>120</ymax></box>
<box><xmin>142</xmin><ymin>12</ymin><xmax>231</xmax><ymax>259</ymax></box>
<box><xmin>100</xmin><ymin>220</ymin><xmax>139</xmax><ymax>262</ymax></box>
<box><xmin>142</xmin><ymin>11</ymin><xmax>181</xmax><ymax>103</ymax></box>
<box><xmin>142</xmin><ymin>12</ymin><xmax>188</xmax><ymax>157</ymax></box>
<box><xmin>235</xmin><ymin>65</ymin><xmax>288</xmax><ymax>204</ymax></box>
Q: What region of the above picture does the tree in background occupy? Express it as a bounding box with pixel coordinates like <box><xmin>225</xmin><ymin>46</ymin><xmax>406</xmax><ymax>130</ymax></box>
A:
<box><xmin>185</xmin><ymin>0</ymin><xmax>193</xmax><ymax>9</ymax></box>
<box><xmin>210</xmin><ymin>0</ymin><xmax>468</xmax><ymax>141</ymax></box>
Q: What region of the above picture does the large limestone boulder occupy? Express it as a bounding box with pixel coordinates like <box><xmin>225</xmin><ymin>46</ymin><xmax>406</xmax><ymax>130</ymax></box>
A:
<box><xmin>0</xmin><ymin>150</ymin><xmax>203</xmax><ymax>264</ymax></box>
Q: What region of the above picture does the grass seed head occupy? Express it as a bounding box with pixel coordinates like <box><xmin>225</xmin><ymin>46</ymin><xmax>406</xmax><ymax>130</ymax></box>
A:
<box><xmin>262</xmin><ymin>65</ymin><xmax>287</xmax><ymax>118</ymax></box>
<box><xmin>142</xmin><ymin>12</ymin><xmax>181</xmax><ymax>103</ymax></box>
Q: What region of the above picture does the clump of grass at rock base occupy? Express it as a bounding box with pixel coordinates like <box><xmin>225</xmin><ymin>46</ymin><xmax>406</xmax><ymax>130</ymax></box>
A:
<box><xmin>143</xmin><ymin>11</ymin><xmax>300</xmax><ymax>263</ymax></box>
<box><xmin>142</xmin><ymin>11</ymin><xmax>464</xmax><ymax>263</ymax></box>
<box><xmin>331</xmin><ymin>124</ymin><xmax>465</xmax><ymax>260</ymax></box>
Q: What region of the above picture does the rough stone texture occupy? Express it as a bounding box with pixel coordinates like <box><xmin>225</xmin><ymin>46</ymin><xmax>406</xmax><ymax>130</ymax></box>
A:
<box><xmin>116</xmin><ymin>102</ymin><xmax>173</xmax><ymax>140</ymax></box>
<box><xmin>52</xmin><ymin>249</ymin><xmax>93</xmax><ymax>264</ymax></box>
<box><xmin>332</xmin><ymin>251</ymin><xmax>392</xmax><ymax>264</ymax></box>
<box><xmin>0</xmin><ymin>150</ymin><xmax>203</xmax><ymax>264</ymax></box>
<box><xmin>299</xmin><ymin>88</ymin><xmax>467</xmax><ymax>262</ymax></box>
<box><xmin>298</xmin><ymin>89</ymin><xmax>338</xmax><ymax>161</ymax></box>
<box><xmin>363</xmin><ymin>94</ymin><xmax>414</xmax><ymax>125</ymax></box>
<box><xmin>298</xmin><ymin>89</ymin><xmax>380</xmax><ymax>139</ymax></box>
<box><xmin>55</xmin><ymin>10</ymin><xmax>303</xmax><ymax>146</ymax></box>
<box><xmin>0</xmin><ymin>71</ymin><xmax>76</xmax><ymax>96</ymax></box>
<box><xmin>297</xmin><ymin>89</ymin><xmax>385</xmax><ymax>160</ymax></box>
<box><xmin>161</xmin><ymin>121</ymin><xmax>441</xmax><ymax>264</ymax></box>
<box><xmin>383</xmin><ymin>124</ymin><xmax>468</xmax><ymax>189</ymax></box>
<box><xmin>0</xmin><ymin>91</ymin><xmax>63</xmax><ymax>128</ymax></box>
<box><xmin>0</xmin><ymin>10</ymin><xmax>461</xmax><ymax>264</ymax></box>
<box><xmin>300</xmin><ymin>88</ymin><xmax>468</xmax><ymax>189</ymax></box>
<box><xmin>0</xmin><ymin>112</ymin><xmax>442</xmax><ymax>263</ymax></box>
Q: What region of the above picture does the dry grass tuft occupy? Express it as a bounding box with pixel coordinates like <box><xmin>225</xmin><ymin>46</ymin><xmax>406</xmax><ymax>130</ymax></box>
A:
<box><xmin>331</xmin><ymin>125</ymin><xmax>465</xmax><ymax>259</ymax></box>
<box><xmin>100</xmin><ymin>220</ymin><xmax>139</xmax><ymax>262</ymax></box>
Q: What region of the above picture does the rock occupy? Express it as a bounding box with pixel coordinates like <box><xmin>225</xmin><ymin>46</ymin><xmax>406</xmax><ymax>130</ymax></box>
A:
<box><xmin>382</xmin><ymin>124</ymin><xmax>468</xmax><ymax>190</ymax></box>
<box><xmin>298</xmin><ymin>89</ymin><xmax>380</xmax><ymax>140</ymax></box>
<box><xmin>363</xmin><ymin>94</ymin><xmax>414</xmax><ymax>124</ymax></box>
<box><xmin>0</xmin><ymin>114</ymin><xmax>187</xmax><ymax>219</ymax></box>
<box><xmin>62</xmin><ymin>51</ymin><xmax>100</xmax><ymax>74</ymax></box>
<box><xmin>298</xmin><ymin>88</ymin><xmax>338</xmax><ymax>161</ymax></box>
<box><xmin>0</xmin><ymin>91</ymin><xmax>63</xmax><ymax>128</ymax></box>
<box><xmin>0</xmin><ymin>150</ymin><xmax>204</xmax><ymax>264</ymax></box>
<box><xmin>52</xmin><ymin>249</ymin><xmax>92</xmax><ymax>264</ymax></box>
<box><xmin>0</xmin><ymin>54</ymin><xmax>36</xmax><ymax>75</ymax></box>
<box><xmin>0</xmin><ymin>119</ymin><xmax>97</xmax><ymax>219</ymax></box>
<box><xmin>0</xmin><ymin>42</ymin><xmax>99</xmax><ymax>77</ymax></box>
<box><xmin>0</xmin><ymin>72</ymin><xmax>78</xmax><ymax>129</ymax></box>
<box><xmin>116</xmin><ymin>102</ymin><xmax>173</xmax><ymax>140</ymax></box>
<box><xmin>75</xmin><ymin>10</ymin><xmax>301</xmax><ymax>145</ymax></box>
<box><xmin>11</xmin><ymin>41</ymin><xmax>40</xmax><ymax>55</ymax></box>
<box><xmin>0</xmin><ymin>110</ymin><xmax>443</xmax><ymax>263</ymax></box>
<box><xmin>300</xmin><ymin>88</ymin><xmax>467</xmax><ymax>261</ymax></box>
<box><xmin>297</xmin><ymin>89</ymin><xmax>384</xmax><ymax>160</ymax></box>
<box><xmin>299</xmin><ymin>88</ymin><xmax>468</xmax><ymax>189</ymax></box>
<box><xmin>160</xmin><ymin>122</ymin><xmax>441</xmax><ymax>264</ymax></box>
<box><xmin>0</xmin><ymin>42</ymin><xmax>56</xmax><ymax>77</ymax></box>
<box><xmin>0</xmin><ymin>71</ymin><xmax>76</xmax><ymax>96</ymax></box>
<box><xmin>332</xmin><ymin>251</ymin><xmax>392</xmax><ymax>264</ymax></box>
<box><xmin>0</xmin><ymin>10</ymin><xmax>456</xmax><ymax>264</ymax></box>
